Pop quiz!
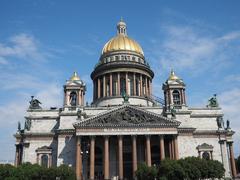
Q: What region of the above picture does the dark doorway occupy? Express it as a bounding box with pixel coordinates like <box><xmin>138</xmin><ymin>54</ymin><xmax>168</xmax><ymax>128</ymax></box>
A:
<box><xmin>151</xmin><ymin>145</ymin><xmax>160</xmax><ymax>165</ymax></box>
<box><xmin>123</xmin><ymin>152</ymin><xmax>132</xmax><ymax>180</ymax></box>
<box><xmin>95</xmin><ymin>147</ymin><xmax>103</xmax><ymax>179</ymax></box>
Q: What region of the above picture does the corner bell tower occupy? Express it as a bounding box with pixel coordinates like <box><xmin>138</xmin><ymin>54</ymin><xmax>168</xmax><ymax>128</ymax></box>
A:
<box><xmin>64</xmin><ymin>72</ymin><xmax>86</xmax><ymax>110</ymax></box>
<box><xmin>162</xmin><ymin>70</ymin><xmax>186</xmax><ymax>110</ymax></box>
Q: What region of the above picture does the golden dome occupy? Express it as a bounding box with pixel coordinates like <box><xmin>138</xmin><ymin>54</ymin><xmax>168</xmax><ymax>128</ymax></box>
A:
<box><xmin>102</xmin><ymin>35</ymin><xmax>144</xmax><ymax>56</ymax></box>
<box><xmin>168</xmin><ymin>69</ymin><xmax>180</xmax><ymax>81</ymax></box>
<box><xmin>70</xmin><ymin>72</ymin><xmax>80</xmax><ymax>81</ymax></box>
<box><xmin>102</xmin><ymin>19</ymin><xmax>144</xmax><ymax>56</ymax></box>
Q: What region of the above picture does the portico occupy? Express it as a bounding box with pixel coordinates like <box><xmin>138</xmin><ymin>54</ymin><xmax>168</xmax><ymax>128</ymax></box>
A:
<box><xmin>74</xmin><ymin>105</ymin><xmax>180</xmax><ymax>180</ymax></box>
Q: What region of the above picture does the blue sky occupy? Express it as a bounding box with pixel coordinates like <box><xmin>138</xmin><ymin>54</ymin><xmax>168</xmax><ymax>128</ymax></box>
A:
<box><xmin>0</xmin><ymin>0</ymin><xmax>240</xmax><ymax>161</ymax></box>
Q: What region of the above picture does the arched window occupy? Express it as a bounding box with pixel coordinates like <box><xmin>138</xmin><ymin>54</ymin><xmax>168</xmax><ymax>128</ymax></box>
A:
<box><xmin>41</xmin><ymin>154</ymin><xmax>48</xmax><ymax>168</ymax></box>
<box><xmin>70</xmin><ymin>91</ymin><xmax>77</xmax><ymax>106</ymax></box>
<box><xmin>173</xmin><ymin>90</ymin><xmax>181</xmax><ymax>105</ymax></box>
<box><xmin>202</xmin><ymin>151</ymin><xmax>210</xmax><ymax>160</ymax></box>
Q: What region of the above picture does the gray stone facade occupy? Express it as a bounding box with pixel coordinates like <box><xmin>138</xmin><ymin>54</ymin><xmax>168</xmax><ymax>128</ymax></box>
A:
<box><xmin>14</xmin><ymin>20</ymin><xmax>236</xmax><ymax>179</ymax></box>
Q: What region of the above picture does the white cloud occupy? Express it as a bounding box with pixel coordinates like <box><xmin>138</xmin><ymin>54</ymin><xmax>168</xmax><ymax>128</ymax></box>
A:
<box><xmin>0</xmin><ymin>73</ymin><xmax>43</xmax><ymax>90</ymax></box>
<box><xmin>218</xmin><ymin>88</ymin><xmax>240</xmax><ymax>156</ymax></box>
<box><xmin>224</xmin><ymin>74</ymin><xmax>240</xmax><ymax>83</ymax></box>
<box><xmin>0</xmin><ymin>84</ymin><xmax>62</xmax><ymax>125</ymax></box>
<box><xmin>0</xmin><ymin>33</ymin><xmax>62</xmax><ymax>161</ymax></box>
<box><xmin>0</xmin><ymin>33</ymin><xmax>47</xmax><ymax>64</ymax></box>
<box><xmin>0</xmin><ymin>83</ymin><xmax>62</xmax><ymax>161</ymax></box>
<box><xmin>36</xmin><ymin>84</ymin><xmax>62</xmax><ymax>108</ymax></box>
<box><xmin>150</xmin><ymin>25</ymin><xmax>240</xmax><ymax>75</ymax></box>
<box><xmin>218</xmin><ymin>31</ymin><xmax>240</xmax><ymax>41</ymax></box>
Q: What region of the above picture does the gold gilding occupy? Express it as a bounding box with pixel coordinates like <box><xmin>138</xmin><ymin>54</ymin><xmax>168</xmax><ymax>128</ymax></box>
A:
<box><xmin>168</xmin><ymin>69</ymin><xmax>180</xmax><ymax>80</ymax></box>
<box><xmin>102</xmin><ymin>35</ymin><xmax>144</xmax><ymax>56</ymax></box>
<box><xmin>70</xmin><ymin>72</ymin><xmax>80</xmax><ymax>81</ymax></box>
<box><xmin>102</xmin><ymin>20</ymin><xmax>144</xmax><ymax>56</ymax></box>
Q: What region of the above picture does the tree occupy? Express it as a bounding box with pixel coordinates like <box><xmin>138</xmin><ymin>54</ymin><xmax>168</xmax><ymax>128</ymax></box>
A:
<box><xmin>135</xmin><ymin>157</ymin><xmax>225</xmax><ymax>180</ymax></box>
<box><xmin>159</xmin><ymin>159</ymin><xmax>185</xmax><ymax>180</ymax></box>
<box><xmin>207</xmin><ymin>159</ymin><xmax>225</xmax><ymax>179</ymax></box>
<box><xmin>0</xmin><ymin>164</ymin><xmax>15</xmax><ymax>179</ymax></box>
<box><xmin>135</xmin><ymin>163</ymin><xmax>158</xmax><ymax>180</ymax></box>
<box><xmin>0</xmin><ymin>163</ymin><xmax>75</xmax><ymax>180</ymax></box>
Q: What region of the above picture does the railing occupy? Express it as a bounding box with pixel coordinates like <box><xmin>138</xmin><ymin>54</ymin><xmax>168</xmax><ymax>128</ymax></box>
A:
<box><xmin>149</xmin><ymin>94</ymin><xmax>165</xmax><ymax>107</ymax></box>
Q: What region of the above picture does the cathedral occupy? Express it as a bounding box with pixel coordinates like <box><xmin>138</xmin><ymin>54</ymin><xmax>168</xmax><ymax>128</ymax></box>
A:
<box><xmin>14</xmin><ymin>20</ymin><xmax>237</xmax><ymax>180</ymax></box>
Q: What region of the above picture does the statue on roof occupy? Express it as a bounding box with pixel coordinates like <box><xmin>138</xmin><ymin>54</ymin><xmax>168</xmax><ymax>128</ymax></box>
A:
<box><xmin>24</xmin><ymin>118</ymin><xmax>31</xmax><ymax>131</ymax></box>
<box><xmin>171</xmin><ymin>106</ymin><xmax>176</xmax><ymax>118</ymax></box>
<box><xmin>29</xmin><ymin>96</ymin><xmax>42</xmax><ymax>109</ymax></box>
<box><xmin>17</xmin><ymin>121</ymin><xmax>21</xmax><ymax>132</ymax></box>
<box><xmin>216</xmin><ymin>116</ymin><xmax>224</xmax><ymax>129</ymax></box>
<box><xmin>207</xmin><ymin>94</ymin><xmax>219</xmax><ymax>108</ymax></box>
<box><xmin>226</xmin><ymin>120</ymin><xmax>231</xmax><ymax>130</ymax></box>
<box><xmin>122</xmin><ymin>91</ymin><xmax>129</xmax><ymax>104</ymax></box>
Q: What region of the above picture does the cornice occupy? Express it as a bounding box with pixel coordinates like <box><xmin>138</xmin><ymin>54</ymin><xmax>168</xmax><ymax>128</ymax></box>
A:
<box><xmin>91</xmin><ymin>61</ymin><xmax>154</xmax><ymax>79</ymax></box>
<box><xmin>25</xmin><ymin>116</ymin><xmax>59</xmax><ymax>120</ymax></box>
<box><xmin>55</xmin><ymin>129</ymin><xmax>75</xmax><ymax>134</ymax></box>
<box><xmin>190</xmin><ymin>114</ymin><xmax>223</xmax><ymax>118</ymax></box>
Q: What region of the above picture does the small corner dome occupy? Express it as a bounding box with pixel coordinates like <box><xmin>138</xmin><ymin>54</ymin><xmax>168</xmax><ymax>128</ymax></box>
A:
<box><xmin>70</xmin><ymin>72</ymin><xmax>81</xmax><ymax>81</ymax></box>
<box><xmin>101</xmin><ymin>19</ymin><xmax>144</xmax><ymax>56</ymax></box>
<box><xmin>167</xmin><ymin>70</ymin><xmax>184</xmax><ymax>84</ymax></box>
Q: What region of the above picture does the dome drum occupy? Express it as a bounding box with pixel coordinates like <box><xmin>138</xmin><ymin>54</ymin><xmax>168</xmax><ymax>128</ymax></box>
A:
<box><xmin>91</xmin><ymin>61</ymin><xmax>154</xmax><ymax>80</ymax></box>
<box><xmin>92</xmin><ymin>69</ymin><xmax>154</xmax><ymax>106</ymax></box>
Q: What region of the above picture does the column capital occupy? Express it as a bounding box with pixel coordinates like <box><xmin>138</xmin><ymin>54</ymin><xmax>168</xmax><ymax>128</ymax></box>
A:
<box><xmin>219</xmin><ymin>140</ymin><xmax>226</xmax><ymax>144</ymax></box>
<box><xmin>117</xmin><ymin>135</ymin><xmax>123</xmax><ymax>140</ymax></box>
<box><xmin>104</xmin><ymin>135</ymin><xmax>109</xmax><ymax>139</ymax></box>
<box><xmin>228</xmin><ymin>141</ymin><xmax>234</xmax><ymax>145</ymax></box>
<box><xmin>76</xmin><ymin>136</ymin><xmax>81</xmax><ymax>145</ymax></box>
<box><xmin>89</xmin><ymin>135</ymin><xmax>96</xmax><ymax>139</ymax></box>
<box><xmin>145</xmin><ymin>135</ymin><xmax>151</xmax><ymax>138</ymax></box>
<box><xmin>131</xmin><ymin>135</ymin><xmax>137</xmax><ymax>139</ymax></box>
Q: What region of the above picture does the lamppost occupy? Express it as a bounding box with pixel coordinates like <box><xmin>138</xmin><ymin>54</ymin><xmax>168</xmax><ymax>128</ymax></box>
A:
<box><xmin>81</xmin><ymin>139</ymin><xmax>89</xmax><ymax>180</ymax></box>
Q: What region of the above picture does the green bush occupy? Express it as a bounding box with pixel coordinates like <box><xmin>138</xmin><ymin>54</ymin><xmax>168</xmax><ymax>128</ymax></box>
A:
<box><xmin>0</xmin><ymin>164</ymin><xmax>15</xmax><ymax>179</ymax></box>
<box><xmin>159</xmin><ymin>159</ymin><xmax>185</xmax><ymax>180</ymax></box>
<box><xmin>207</xmin><ymin>159</ymin><xmax>225</xmax><ymax>179</ymax></box>
<box><xmin>135</xmin><ymin>157</ymin><xmax>225</xmax><ymax>180</ymax></box>
<box><xmin>0</xmin><ymin>163</ymin><xmax>75</xmax><ymax>180</ymax></box>
<box><xmin>135</xmin><ymin>163</ymin><xmax>158</xmax><ymax>180</ymax></box>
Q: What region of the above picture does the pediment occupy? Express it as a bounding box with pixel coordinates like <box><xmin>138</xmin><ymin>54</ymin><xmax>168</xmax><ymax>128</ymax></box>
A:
<box><xmin>74</xmin><ymin>105</ymin><xmax>180</xmax><ymax>128</ymax></box>
<box><xmin>197</xmin><ymin>143</ymin><xmax>213</xmax><ymax>150</ymax></box>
